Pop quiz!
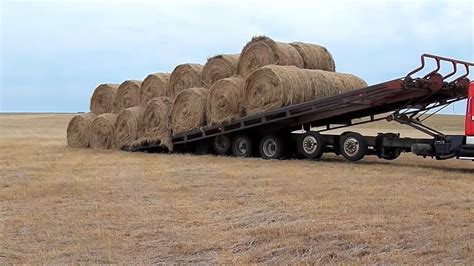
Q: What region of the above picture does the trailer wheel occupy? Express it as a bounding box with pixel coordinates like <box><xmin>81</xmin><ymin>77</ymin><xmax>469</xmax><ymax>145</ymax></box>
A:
<box><xmin>297</xmin><ymin>131</ymin><xmax>325</xmax><ymax>159</ymax></box>
<box><xmin>194</xmin><ymin>139</ymin><xmax>211</xmax><ymax>155</ymax></box>
<box><xmin>212</xmin><ymin>135</ymin><xmax>231</xmax><ymax>155</ymax></box>
<box><xmin>259</xmin><ymin>135</ymin><xmax>284</xmax><ymax>159</ymax></box>
<box><xmin>231</xmin><ymin>134</ymin><xmax>253</xmax><ymax>157</ymax></box>
<box><xmin>339</xmin><ymin>132</ymin><xmax>367</xmax><ymax>161</ymax></box>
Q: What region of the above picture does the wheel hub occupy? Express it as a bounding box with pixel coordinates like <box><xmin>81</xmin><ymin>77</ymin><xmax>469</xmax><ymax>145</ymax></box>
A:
<box><xmin>237</xmin><ymin>139</ymin><xmax>248</xmax><ymax>154</ymax></box>
<box><xmin>302</xmin><ymin>135</ymin><xmax>317</xmax><ymax>154</ymax></box>
<box><xmin>214</xmin><ymin>135</ymin><xmax>228</xmax><ymax>151</ymax></box>
<box><xmin>344</xmin><ymin>137</ymin><xmax>359</xmax><ymax>156</ymax></box>
<box><xmin>262</xmin><ymin>139</ymin><xmax>277</xmax><ymax>157</ymax></box>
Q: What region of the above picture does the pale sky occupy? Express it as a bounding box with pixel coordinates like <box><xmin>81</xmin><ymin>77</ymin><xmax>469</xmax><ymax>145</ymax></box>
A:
<box><xmin>1</xmin><ymin>0</ymin><xmax>473</xmax><ymax>113</ymax></box>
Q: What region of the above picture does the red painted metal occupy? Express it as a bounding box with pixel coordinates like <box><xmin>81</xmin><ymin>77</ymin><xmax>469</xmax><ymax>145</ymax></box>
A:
<box><xmin>466</xmin><ymin>82</ymin><xmax>474</xmax><ymax>136</ymax></box>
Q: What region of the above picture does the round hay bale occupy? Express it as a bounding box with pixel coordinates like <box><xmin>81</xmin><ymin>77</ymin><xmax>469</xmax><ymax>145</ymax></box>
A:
<box><xmin>142</xmin><ymin>96</ymin><xmax>172</xmax><ymax>139</ymax></box>
<box><xmin>140</xmin><ymin>73</ymin><xmax>171</xmax><ymax>103</ymax></box>
<box><xmin>90</xmin><ymin>83</ymin><xmax>119</xmax><ymax>115</ymax></box>
<box><xmin>202</xmin><ymin>54</ymin><xmax>239</xmax><ymax>86</ymax></box>
<box><xmin>207</xmin><ymin>76</ymin><xmax>245</xmax><ymax>125</ymax></box>
<box><xmin>244</xmin><ymin>65</ymin><xmax>367</xmax><ymax>115</ymax></box>
<box><xmin>141</xmin><ymin>96</ymin><xmax>173</xmax><ymax>151</ymax></box>
<box><xmin>113</xmin><ymin>80</ymin><xmax>142</xmax><ymax>113</ymax></box>
<box><xmin>307</xmin><ymin>70</ymin><xmax>367</xmax><ymax>98</ymax></box>
<box><xmin>290</xmin><ymin>42</ymin><xmax>336</xmax><ymax>71</ymax></box>
<box><xmin>115</xmin><ymin>106</ymin><xmax>145</xmax><ymax>149</ymax></box>
<box><xmin>66</xmin><ymin>113</ymin><xmax>97</xmax><ymax>148</ymax></box>
<box><xmin>237</xmin><ymin>36</ymin><xmax>304</xmax><ymax>77</ymax></box>
<box><xmin>169</xmin><ymin>64</ymin><xmax>205</xmax><ymax>97</ymax></box>
<box><xmin>89</xmin><ymin>113</ymin><xmax>118</xmax><ymax>149</ymax></box>
<box><xmin>170</xmin><ymin>87</ymin><xmax>209</xmax><ymax>134</ymax></box>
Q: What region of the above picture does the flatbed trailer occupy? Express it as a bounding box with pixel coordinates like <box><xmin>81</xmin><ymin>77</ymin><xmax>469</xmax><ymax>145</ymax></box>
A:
<box><xmin>126</xmin><ymin>54</ymin><xmax>474</xmax><ymax>162</ymax></box>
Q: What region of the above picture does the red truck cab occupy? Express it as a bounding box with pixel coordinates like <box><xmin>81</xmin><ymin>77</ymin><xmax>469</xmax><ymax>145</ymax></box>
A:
<box><xmin>466</xmin><ymin>82</ymin><xmax>474</xmax><ymax>136</ymax></box>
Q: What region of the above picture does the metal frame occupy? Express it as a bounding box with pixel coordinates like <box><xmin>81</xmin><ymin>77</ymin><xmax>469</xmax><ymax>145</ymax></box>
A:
<box><xmin>127</xmin><ymin>54</ymin><xmax>472</xmax><ymax>153</ymax></box>
<box><xmin>172</xmin><ymin>54</ymin><xmax>471</xmax><ymax>146</ymax></box>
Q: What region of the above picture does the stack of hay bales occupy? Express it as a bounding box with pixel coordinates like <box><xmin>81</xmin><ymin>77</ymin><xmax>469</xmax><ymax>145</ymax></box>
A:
<box><xmin>66</xmin><ymin>83</ymin><xmax>118</xmax><ymax>148</ymax></box>
<box><xmin>67</xmin><ymin>36</ymin><xmax>367</xmax><ymax>151</ymax></box>
<box><xmin>66</xmin><ymin>78</ymin><xmax>156</xmax><ymax>150</ymax></box>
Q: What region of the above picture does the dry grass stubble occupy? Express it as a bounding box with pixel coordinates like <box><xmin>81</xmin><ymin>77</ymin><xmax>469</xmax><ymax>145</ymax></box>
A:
<box><xmin>0</xmin><ymin>114</ymin><xmax>473</xmax><ymax>264</ymax></box>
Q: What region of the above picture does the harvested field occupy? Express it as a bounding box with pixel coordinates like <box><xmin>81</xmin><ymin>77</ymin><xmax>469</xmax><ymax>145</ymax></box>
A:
<box><xmin>1</xmin><ymin>113</ymin><xmax>473</xmax><ymax>264</ymax></box>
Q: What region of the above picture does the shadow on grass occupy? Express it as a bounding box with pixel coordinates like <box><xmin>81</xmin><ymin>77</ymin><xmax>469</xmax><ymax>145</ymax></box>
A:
<box><xmin>317</xmin><ymin>156</ymin><xmax>474</xmax><ymax>175</ymax></box>
<box><xmin>116</xmin><ymin>148</ymin><xmax>473</xmax><ymax>175</ymax></box>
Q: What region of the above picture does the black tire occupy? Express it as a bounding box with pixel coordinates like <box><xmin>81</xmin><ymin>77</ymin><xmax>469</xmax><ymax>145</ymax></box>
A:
<box><xmin>259</xmin><ymin>134</ymin><xmax>284</xmax><ymax>159</ymax></box>
<box><xmin>212</xmin><ymin>135</ymin><xmax>231</xmax><ymax>155</ymax></box>
<box><xmin>297</xmin><ymin>131</ymin><xmax>325</xmax><ymax>159</ymax></box>
<box><xmin>339</xmin><ymin>132</ymin><xmax>368</xmax><ymax>161</ymax></box>
<box><xmin>194</xmin><ymin>140</ymin><xmax>211</xmax><ymax>155</ymax></box>
<box><xmin>231</xmin><ymin>134</ymin><xmax>253</xmax><ymax>157</ymax></box>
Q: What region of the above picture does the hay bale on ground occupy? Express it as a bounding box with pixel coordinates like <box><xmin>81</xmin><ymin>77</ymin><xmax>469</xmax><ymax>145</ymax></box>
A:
<box><xmin>237</xmin><ymin>36</ymin><xmax>303</xmax><ymax>77</ymax></box>
<box><xmin>207</xmin><ymin>76</ymin><xmax>245</xmax><ymax>125</ymax></box>
<box><xmin>244</xmin><ymin>65</ymin><xmax>367</xmax><ymax>115</ymax></box>
<box><xmin>140</xmin><ymin>73</ymin><xmax>171</xmax><ymax>103</ymax></box>
<box><xmin>141</xmin><ymin>96</ymin><xmax>173</xmax><ymax>150</ymax></box>
<box><xmin>115</xmin><ymin>106</ymin><xmax>145</xmax><ymax>149</ymax></box>
<box><xmin>113</xmin><ymin>80</ymin><xmax>142</xmax><ymax>113</ymax></box>
<box><xmin>169</xmin><ymin>64</ymin><xmax>205</xmax><ymax>97</ymax></box>
<box><xmin>290</xmin><ymin>42</ymin><xmax>336</xmax><ymax>71</ymax></box>
<box><xmin>66</xmin><ymin>113</ymin><xmax>97</xmax><ymax>148</ymax></box>
<box><xmin>89</xmin><ymin>113</ymin><xmax>118</xmax><ymax>149</ymax></box>
<box><xmin>170</xmin><ymin>87</ymin><xmax>209</xmax><ymax>134</ymax></box>
<box><xmin>124</xmin><ymin>137</ymin><xmax>167</xmax><ymax>152</ymax></box>
<box><xmin>90</xmin><ymin>83</ymin><xmax>119</xmax><ymax>115</ymax></box>
<box><xmin>202</xmin><ymin>54</ymin><xmax>239</xmax><ymax>86</ymax></box>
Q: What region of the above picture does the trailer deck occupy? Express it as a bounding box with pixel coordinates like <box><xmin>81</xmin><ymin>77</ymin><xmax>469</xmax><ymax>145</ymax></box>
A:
<box><xmin>125</xmin><ymin>54</ymin><xmax>473</xmax><ymax>161</ymax></box>
<box><xmin>172</xmin><ymin>54</ymin><xmax>470</xmax><ymax>141</ymax></box>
